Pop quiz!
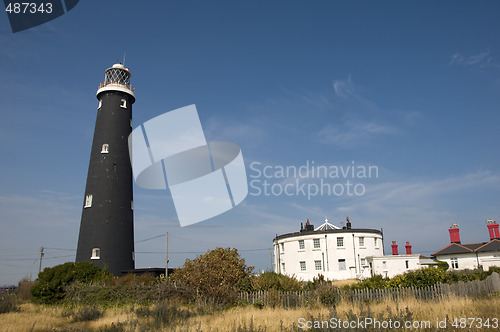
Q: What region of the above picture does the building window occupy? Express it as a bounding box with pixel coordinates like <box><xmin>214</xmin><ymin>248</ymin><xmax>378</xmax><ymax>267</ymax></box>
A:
<box><xmin>281</xmin><ymin>263</ymin><xmax>285</xmax><ymax>273</ymax></box>
<box><xmin>313</xmin><ymin>238</ymin><xmax>320</xmax><ymax>249</ymax></box>
<box><xmin>84</xmin><ymin>194</ymin><xmax>93</xmax><ymax>208</ymax></box>
<box><xmin>405</xmin><ymin>260</ymin><xmax>409</xmax><ymax>269</ymax></box>
<box><xmin>451</xmin><ymin>258</ymin><xmax>459</xmax><ymax>269</ymax></box>
<box><xmin>120</xmin><ymin>99</ymin><xmax>127</xmax><ymax>108</ymax></box>
<box><xmin>338</xmin><ymin>259</ymin><xmax>346</xmax><ymax>271</ymax></box>
<box><xmin>300</xmin><ymin>261</ymin><xmax>306</xmax><ymax>271</ymax></box>
<box><xmin>91</xmin><ymin>248</ymin><xmax>100</xmax><ymax>260</ymax></box>
<box><xmin>280</xmin><ymin>243</ymin><xmax>284</xmax><ymax>252</ymax></box>
<box><xmin>360</xmin><ymin>258</ymin><xmax>366</xmax><ymax>266</ymax></box>
<box><xmin>98</xmin><ymin>99</ymin><xmax>102</xmax><ymax>109</ymax></box>
<box><xmin>374</xmin><ymin>238</ymin><xmax>378</xmax><ymax>247</ymax></box>
<box><xmin>359</xmin><ymin>237</ymin><xmax>365</xmax><ymax>247</ymax></box>
<box><xmin>337</xmin><ymin>237</ymin><xmax>344</xmax><ymax>247</ymax></box>
<box><xmin>101</xmin><ymin>144</ymin><xmax>109</xmax><ymax>154</ymax></box>
<box><xmin>382</xmin><ymin>261</ymin><xmax>387</xmax><ymax>270</ymax></box>
<box><xmin>299</xmin><ymin>240</ymin><xmax>305</xmax><ymax>250</ymax></box>
<box><xmin>315</xmin><ymin>260</ymin><xmax>322</xmax><ymax>271</ymax></box>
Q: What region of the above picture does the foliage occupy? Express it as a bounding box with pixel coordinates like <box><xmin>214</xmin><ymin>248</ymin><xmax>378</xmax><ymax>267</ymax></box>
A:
<box><xmin>250</xmin><ymin>272</ymin><xmax>302</xmax><ymax>292</ymax></box>
<box><xmin>435</xmin><ymin>260</ymin><xmax>449</xmax><ymax>271</ymax></box>
<box><xmin>17</xmin><ymin>278</ymin><xmax>34</xmax><ymax>301</ymax></box>
<box><xmin>488</xmin><ymin>266</ymin><xmax>500</xmax><ymax>274</ymax></box>
<box><xmin>350</xmin><ymin>274</ymin><xmax>390</xmax><ymax>290</ymax></box>
<box><xmin>31</xmin><ymin>262</ymin><xmax>107</xmax><ymax>304</ymax></box>
<box><xmin>303</xmin><ymin>274</ymin><xmax>329</xmax><ymax>291</ymax></box>
<box><xmin>70</xmin><ymin>306</ymin><xmax>104</xmax><ymax>322</ymax></box>
<box><xmin>169</xmin><ymin>247</ymin><xmax>253</xmax><ymax>304</ymax></box>
<box><xmin>314</xmin><ymin>283</ymin><xmax>339</xmax><ymax>306</ymax></box>
<box><xmin>349</xmin><ymin>266</ymin><xmax>500</xmax><ymax>291</ymax></box>
<box><xmin>65</xmin><ymin>279</ymin><xmax>196</xmax><ymax>306</ymax></box>
<box><xmin>389</xmin><ymin>267</ymin><xmax>446</xmax><ymax>288</ymax></box>
<box><xmin>0</xmin><ymin>292</ymin><xmax>18</xmax><ymax>314</ymax></box>
<box><xmin>134</xmin><ymin>302</ymin><xmax>193</xmax><ymax>328</ymax></box>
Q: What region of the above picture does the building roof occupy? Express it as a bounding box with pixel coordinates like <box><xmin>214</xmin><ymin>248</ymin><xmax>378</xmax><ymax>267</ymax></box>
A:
<box><xmin>314</xmin><ymin>218</ymin><xmax>340</xmax><ymax>231</ymax></box>
<box><xmin>432</xmin><ymin>239</ymin><xmax>499</xmax><ymax>257</ymax></box>
<box><xmin>476</xmin><ymin>239</ymin><xmax>500</xmax><ymax>253</ymax></box>
<box><xmin>275</xmin><ymin>227</ymin><xmax>382</xmax><ymax>241</ymax></box>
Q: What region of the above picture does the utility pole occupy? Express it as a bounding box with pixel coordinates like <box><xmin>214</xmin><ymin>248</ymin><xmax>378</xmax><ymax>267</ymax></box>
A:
<box><xmin>38</xmin><ymin>247</ymin><xmax>44</xmax><ymax>273</ymax></box>
<box><xmin>165</xmin><ymin>232</ymin><xmax>168</xmax><ymax>278</ymax></box>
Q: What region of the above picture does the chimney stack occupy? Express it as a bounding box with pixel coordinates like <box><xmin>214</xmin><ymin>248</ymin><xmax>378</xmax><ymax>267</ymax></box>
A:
<box><xmin>448</xmin><ymin>224</ymin><xmax>461</xmax><ymax>244</ymax></box>
<box><xmin>486</xmin><ymin>219</ymin><xmax>500</xmax><ymax>240</ymax></box>
<box><xmin>391</xmin><ymin>241</ymin><xmax>398</xmax><ymax>255</ymax></box>
<box><xmin>346</xmin><ymin>216</ymin><xmax>351</xmax><ymax>229</ymax></box>
<box><xmin>405</xmin><ymin>241</ymin><xmax>412</xmax><ymax>255</ymax></box>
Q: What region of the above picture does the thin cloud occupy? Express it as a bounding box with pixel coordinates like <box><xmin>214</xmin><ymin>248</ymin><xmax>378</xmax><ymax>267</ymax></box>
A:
<box><xmin>316</xmin><ymin>121</ymin><xmax>396</xmax><ymax>147</ymax></box>
<box><xmin>332</xmin><ymin>76</ymin><xmax>377</xmax><ymax>109</ymax></box>
<box><xmin>449</xmin><ymin>50</ymin><xmax>493</xmax><ymax>68</ymax></box>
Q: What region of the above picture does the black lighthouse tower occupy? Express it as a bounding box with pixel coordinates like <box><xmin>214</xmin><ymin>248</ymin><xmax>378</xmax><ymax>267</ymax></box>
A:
<box><xmin>76</xmin><ymin>63</ymin><xmax>135</xmax><ymax>275</ymax></box>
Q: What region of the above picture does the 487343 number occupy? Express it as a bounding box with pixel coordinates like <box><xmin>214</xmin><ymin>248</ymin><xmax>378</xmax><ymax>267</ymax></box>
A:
<box><xmin>5</xmin><ymin>2</ymin><xmax>53</xmax><ymax>14</ymax></box>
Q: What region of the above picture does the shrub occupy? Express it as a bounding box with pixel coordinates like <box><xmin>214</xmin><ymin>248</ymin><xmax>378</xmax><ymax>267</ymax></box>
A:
<box><xmin>135</xmin><ymin>302</ymin><xmax>193</xmax><ymax>328</ymax></box>
<box><xmin>31</xmin><ymin>262</ymin><xmax>107</xmax><ymax>304</ymax></box>
<box><xmin>169</xmin><ymin>247</ymin><xmax>253</xmax><ymax>304</ymax></box>
<box><xmin>350</xmin><ymin>274</ymin><xmax>389</xmax><ymax>290</ymax></box>
<box><xmin>435</xmin><ymin>260</ymin><xmax>449</xmax><ymax>271</ymax></box>
<box><xmin>250</xmin><ymin>272</ymin><xmax>302</xmax><ymax>292</ymax></box>
<box><xmin>390</xmin><ymin>267</ymin><xmax>446</xmax><ymax>288</ymax></box>
<box><xmin>0</xmin><ymin>293</ymin><xmax>18</xmax><ymax>314</ymax></box>
<box><xmin>71</xmin><ymin>306</ymin><xmax>103</xmax><ymax>322</ymax></box>
<box><xmin>315</xmin><ymin>283</ymin><xmax>339</xmax><ymax>306</ymax></box>
<box><xmin>17</xmin><ymin>278</ymin><xmax>34</xmax><ymax>301</ymax></box>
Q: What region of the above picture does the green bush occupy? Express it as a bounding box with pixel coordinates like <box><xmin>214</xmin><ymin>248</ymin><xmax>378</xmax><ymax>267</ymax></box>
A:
<box><xmin>31</xmin><ymin>262</ymin><xmax>107</xmax><ymax>304</ymax></box>
<box><xmin>169</xmin><ymin>247</ymin><xmax>253</xmax><ymax>304</ymax></box>
<box><xmin>315</xmin><ymin>283</ymin><xmax>339</xmax><ymax>306</ymax></box>
<box><xmin>394</xmin><ymin>267</ymin><xmax>446</xmax><ymax>288</ymax></box>
<box><xmin>435</xmin><ymin>260</ymin><xmax>449</xmax><ymax>271</ymax></box>
<box><xmin>250</xmin><ymin>272</ymin><xmax>302</xmax><ymax>292</ymax></box>
<box><xmin>350</xmin><ymin>274</ymin><xmax>389</xmax><ymax>290</ymax></box>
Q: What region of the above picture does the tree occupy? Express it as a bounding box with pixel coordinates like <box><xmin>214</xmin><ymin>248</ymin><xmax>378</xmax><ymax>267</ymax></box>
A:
<box><xmin>170</xmin><ymin>247</ymin><xmax>253</xmax><ymax>303</ymax></box>
<box><xmin>31</xmin><ymin>262</ymin><xmax>106</xmax><ymax>304</ymax></box>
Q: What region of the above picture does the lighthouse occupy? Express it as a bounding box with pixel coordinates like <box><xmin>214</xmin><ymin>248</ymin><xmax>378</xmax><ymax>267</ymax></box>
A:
<box><xmin>76</xmin><ymin>63</ymin><xmax>135</xmax><ymax>275</ymax></box>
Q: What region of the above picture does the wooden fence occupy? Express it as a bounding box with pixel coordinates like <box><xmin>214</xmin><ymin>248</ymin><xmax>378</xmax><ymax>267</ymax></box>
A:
<box><xmin>239</xmin><ymin>272</ymin><xmax>500</xmax><ymax>308</ymax></box>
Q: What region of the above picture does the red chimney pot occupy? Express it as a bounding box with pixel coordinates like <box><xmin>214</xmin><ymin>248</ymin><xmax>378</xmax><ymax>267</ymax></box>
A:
<box><xmin>405</xmin><ymin>241</ymin><xmax>412</xmax><ymax>255</ymax></box>
<box><xmin>448</xmin><ymin>226</ymin><xmax>461</xmax><ymax>244</ymax></box>
<box><xmin>487</xmin><ymin>223</ymin><xmax>496</xmax><ymax>241</ymax></box>
<box><xmin>391</xmin><ymin>241</ymin><xmax>398</xmax><ymax>255</ymax></box>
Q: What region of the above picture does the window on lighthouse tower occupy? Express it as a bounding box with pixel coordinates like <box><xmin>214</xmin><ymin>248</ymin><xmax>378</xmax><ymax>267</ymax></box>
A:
<box><xmin>101</xmin><ymin>144</ymin><xmax>109</xmax><ymax>154</ymax></box>
<box><xmin>84</xmin><ymin>194</ymin><xmax>93</xmax><ymax>208</ymax></box>
<box><xmin>91</xmin><ymin>248</ymin><xmax>100</xmax><ymax>260</ymax></box>
<box><xmin>120</xmin><ymin>99</ymin><xmax>127</xmax><ymax>108</ymax></box>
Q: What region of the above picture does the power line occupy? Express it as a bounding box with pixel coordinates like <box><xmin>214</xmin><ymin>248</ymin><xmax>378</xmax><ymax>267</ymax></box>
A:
<box><xmin>43</xmin><ymin>247</ymin><xmax>76</xmax><ymax>251</ymax></box>
<box><xmin>134</xmin><ymin>234</ymin><xmax>165</xmax><ymax>244</ymax></box>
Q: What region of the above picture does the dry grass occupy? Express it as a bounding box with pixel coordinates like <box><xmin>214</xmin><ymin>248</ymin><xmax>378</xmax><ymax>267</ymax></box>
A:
<box><xmin>330</xmin><ymin>278</ymin><xmax>360</xmax><ymax>288</ymax></box>
<box><xmin>1</xmin><ymin>295</ymin><xmax>498</xmax><ymax>331</ymax></box>
<box><xmin>184</xmin><ymin>295</ymin><xmax>500</xmax><ymax>331</ymax></box>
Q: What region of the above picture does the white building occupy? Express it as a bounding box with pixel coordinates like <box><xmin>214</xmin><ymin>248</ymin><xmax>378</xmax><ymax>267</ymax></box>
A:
<box><xmin>431</xmin><ymin>220</ymin><xmax>500</xmax><ymax>271</ymax></box>
<box><xmin>273</xmin><ymin>218</ymin><xmax>384</xmax><ymax>281</ymax></box>
<box><xmin>366</xmin><ymin>242</ymin><xmax>437</xmax><ymax>279</ymax></box>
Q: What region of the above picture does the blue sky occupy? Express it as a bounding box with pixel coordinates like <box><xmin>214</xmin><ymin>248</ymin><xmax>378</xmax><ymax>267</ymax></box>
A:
<box><xmin>1</xmin><ymin>1</ymin><xmax>500</xmax><ymax>284</ymax></box>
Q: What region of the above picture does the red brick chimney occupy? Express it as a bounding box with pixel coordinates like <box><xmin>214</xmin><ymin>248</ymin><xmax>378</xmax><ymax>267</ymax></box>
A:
<box><xmin>449</xmin><ymin>224</ymin><xmax>461</xmax><ymax>244</ymax></box>
<box><xmin>391</xmin><ymin>241</ymin><xmax>398</xmax><ymax>255</ymax></box>
<box><xmin>486</xmin><ymin>220</ymin><xmax>500</xmax><ymax>240</ymax></box>
<box><xmin>405</xmin><ymin>241</ymin><xmax>412</xmax><ymax>255</ymax></box>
